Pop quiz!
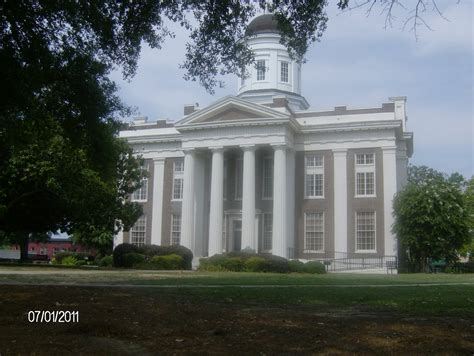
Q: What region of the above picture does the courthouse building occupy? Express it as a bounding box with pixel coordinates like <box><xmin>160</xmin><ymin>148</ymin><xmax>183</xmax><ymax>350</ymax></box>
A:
<box><xmin>115</xmin><ymin>14</ymin><xmax>414</xmax><ymax>262</ymax></box>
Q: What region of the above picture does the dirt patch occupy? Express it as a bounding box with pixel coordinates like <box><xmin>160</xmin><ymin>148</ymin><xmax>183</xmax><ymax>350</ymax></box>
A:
<box><xmin>0</xmin><ymin>285</ymin><xmax>472</xmax><ymax>355</ymax></box>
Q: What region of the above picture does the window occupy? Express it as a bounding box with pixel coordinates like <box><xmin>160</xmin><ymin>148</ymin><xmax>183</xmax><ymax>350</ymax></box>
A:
<box><xmin>280</xmin><ymin>61</ymin><xmax>289</xmax><ymax>82</ymax></box>
<box><xmin>356</xmin><ymin>211</ymin><xmax>376</xmax><ymax>252</ymax></box>
<box><xmin>131</xmin><ymin>215</ymin><xmax>146</xmax><ymax>246</ymax></box>
<box><xmin>235</xmin><ymin>158</ymin><xmax>243</xmax><ymax>200</ymax></box>
<box><xmin>172</xmin><ymin>160</ymin><xmax>184</xmax><ymax>200</ymax></box>
<box><xmin>171</xmin><ymin>214</ymin><xmax>181</xmax><ymax>245</ymax></box>
<box><xmin>305</xmin><ymin>212</ymin><xmax>324</xmax><ymax>252</ymax></box>
<box><xmin>262</xmin><ymin>157</ymin><xmax>273</xmax><ymax>199</ymax></box>
<box><xmin>305</xmin><ymin>155</ymin><xmax>324</xmax><ymax>198</ymax></box>
<box><xmin>132</xmin><ymin>163</ymin><xmax>148</xmax><ymax>201</ymax></box>
<box><xmin>355</xmin><ymin>153</ymin><xmax>375</xmax><ymax>196</ymax></box>
<box><xmin>262</xmin><ymin>213</ymin><xmax>273</xmax><ymax>251</ymax></box>
<box><xmin>256</xmin><ymin>60</ymin><xmax>266</xmax><ymax>81</ymax></box>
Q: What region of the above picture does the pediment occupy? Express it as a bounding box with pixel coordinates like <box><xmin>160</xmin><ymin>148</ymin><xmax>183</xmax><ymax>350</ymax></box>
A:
<box><xmin>175</xmin><ymin>96</ymin><xmax>289</xmax><ymax>127</ymax></box>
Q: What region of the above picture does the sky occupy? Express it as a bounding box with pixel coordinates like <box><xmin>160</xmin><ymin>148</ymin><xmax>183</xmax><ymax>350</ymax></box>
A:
<box><xmin>110</xmin><ymin>1</ymin><xmax>473</xmax><ymax>178</ymax></box>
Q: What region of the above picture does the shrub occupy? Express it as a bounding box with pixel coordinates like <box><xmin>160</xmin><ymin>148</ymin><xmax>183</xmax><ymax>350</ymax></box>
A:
<box><xmin>198</xmin><ymin>258</ymin><xmax>227</xmax><ymax>272</ymax></box>
<box><xmin>245</xmin><ymin>257</ymin><xmax>267</xmax><ymax>272</ymax></box>
<box><xmin>113</xmin><ymin>243</ymin><xmax>139</xmax><ymax>267</ymax></box>
<box><xmin>221</xmin><ymin>257</ymin><xmax>245</xmax><ymax>272</ymax></box>
<box><xmin>53</xmin><ymin>251</ymin><xmax>75</xmax><ymax>264</ymax></box>
<box><xmin>261</xmin><ymin>254</ymin><xmax>290</xmax><ymax>273</ymax></box>
<box><xmin>61</xmin><ymin>256</ymin><xmax>78</xmax><ymax>266</ymax></box>
<box><xmin>98</xmin><ymin>255</ymin><xmax>113</xmax><ymax>267</ymax></box>
<box><xmin>122</xmin><ymin>252</ymin><xmax>146</xmax><ymax>268</ymax></box>
<box><xmin>158</xmin><ymin>245</ymin><xmax>193</xmax><ymax>270</ymax></box>
<box><xmin>304</xmin><ymin>261</ymin><xmax>326</xmax><ymax>274</ymax></box>
<box><xmin>75</xmin><ymin>260</ymin><xmax>87</xmax><ymax>266</ymax></box>
<box><xmin>288</xmin><ymin>259</ymin><xmax>306</xmax><ymax>273</ymax></box>
<box><xmin>149</xmin><ymin>254</ymin><xmax>183</xmax><ymax>270</ymax></box>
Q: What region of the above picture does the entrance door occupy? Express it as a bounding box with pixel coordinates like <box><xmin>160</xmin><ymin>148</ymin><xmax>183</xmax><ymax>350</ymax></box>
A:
<box><xmin>232</xmin><ymin>220</ymin><xmax>242</xmax><ymax>251</ymax></box>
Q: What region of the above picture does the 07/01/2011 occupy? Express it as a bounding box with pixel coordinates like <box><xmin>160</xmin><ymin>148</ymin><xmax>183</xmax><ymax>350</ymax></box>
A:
<box><xmin>27</xmin><ymin>310</ymin><xmax>79</xmax><ymax>323</ymax></box>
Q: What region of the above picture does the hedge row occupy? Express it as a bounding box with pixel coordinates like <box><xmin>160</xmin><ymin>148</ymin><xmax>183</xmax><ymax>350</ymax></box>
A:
<box><xmin>198</xmin><ymin>253</ymin><xmax>326</xmax><ymax>274</ymax></box>
<box><xmin>113</xmin><ymin>243</ymin><xmax>193</xmax><ymax>270</ymax></box>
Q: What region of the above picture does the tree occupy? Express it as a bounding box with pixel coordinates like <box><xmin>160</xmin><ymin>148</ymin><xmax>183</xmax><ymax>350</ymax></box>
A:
<box><xmin>393</xmin><ymin>166</ymin><xmax>470</xmax><ymax>272</ymax></box>
<box><xmin>0</xmin><ymin>1</ymin><xmax>454</xmax><ymax>258</ymax></box>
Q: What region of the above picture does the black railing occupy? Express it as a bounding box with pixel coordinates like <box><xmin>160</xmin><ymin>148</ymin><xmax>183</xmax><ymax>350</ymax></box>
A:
<box><xmin>289</xmin><ymin>249</ymin><xmax>398</xmax><ymax>272</ymax></box>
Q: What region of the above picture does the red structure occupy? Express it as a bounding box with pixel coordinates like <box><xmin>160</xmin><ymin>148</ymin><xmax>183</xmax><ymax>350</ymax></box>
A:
<box><xmin>9</xmin><ymin>239</ymin><xmax>94</xmax><ymax>261</ymax></box>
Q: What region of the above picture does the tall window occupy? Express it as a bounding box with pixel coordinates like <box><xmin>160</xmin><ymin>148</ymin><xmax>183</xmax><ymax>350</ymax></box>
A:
<box><xmin>280</xmin><ymin>61</ymin><xmax>289</xmax><ymax>82</ymax></box>
<box><xmin>131</xmin><ymin>215</ymin><xmax>146</xmax><ymax>246</ymax></box>
<box><xmin>262</xmin><ymin>157</ymin><xmax>273</xmax><ymax>199</ymax></box>
<box><xmin>171</xmin><ymin>214</ymin><xmax>181</xmax><ymax>245</ymax></box>
<box><xmin>235</xmin><ymin>158</ymin><xmax>243</xmax><ymax>200</ymax></box>
<box><xmin>305</xmin><ymin>212</ymin><xmax>324</xmax><ymax>252</ymax></box>
<box><xmin>305</xmin><ymin>155</ymin><xmax>324</xmax><ymax>198</ymax></box>
<box><xmin>132</xmin><ymin>163</ymin><xmax>148</xmax><ymax>201</ymax></box>
<box><xmin>355</xmin><ymin>153</ymin><xmax>375</xmax><ymax>196</ymax></box>
<box><xmin>262</xmin><ymin>213</ymin><xmax>273</xmax><ymax>251</ymax></box>
<box><xmin>356</xmin><ymin>211</ymin><xmax>376</xmax><ymax>251</ymax></box>
<box><xmin>256</xmin><ymin>60</ymin><xmax>266</xmax><ymax>81</ymax></box>
<box><xmin>172</xmin><ymin>160</ymin><xmax>184</xmax><ymax>200</ymax></box>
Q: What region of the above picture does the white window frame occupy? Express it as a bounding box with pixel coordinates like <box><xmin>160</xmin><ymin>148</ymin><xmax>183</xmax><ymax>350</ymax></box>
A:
<box><xmin>172</xmin><ymin>160</ymin><xmax>184</xmax><ymax>201</ymax></box>
<box><xmin>171</xmin><ymin>214</ymin><xmax>181</xmax><ymax>246</ymax></box>
<box><xmin>280</xmin><ymin>61</ymin><xmax>289</xmax><ymax>83</ymax></box>
<box><xmin>355</xmin><ymin>211</ymin><xmax>377</xmax><ymax>253</ymax></box>
<box><xmin>304</xmin><ymin>212</ymin><xmax>324</xmax><ymax>253</ymax></box>
<box><xmin>262</xmin><ymin>212</ymin><xmax>273</xmax><ymax>252</ymax></box>
<box><xmin>131</xmin><ymin>215</ymin><xmax>146</xmax><ymax>246</ymax></box>
<box><xmin>131</xmin><ymin>163</ymin><xmax>148</xmax><ymax>202</ymax></box>
<box><xmin>256</xmin><ymin>59</ymin><xmax>266</xmax><ymax>81</ymax></box>
<box><xmin>262</xmin><ymin>156</ymin><xmax>273</xmax><ymax>200</ymax></box>
<box><xmin>305</xmin><ymin>155</ymin><xmax>324</xmax><ymax>199</ymax></box>
<box><xmin>355</xmin><ymin>153</ymin><xmax>376</xmax><ymax>197</ymax></box>
<box><xmin>234</xmin><ymin>157</ymin><xmax>243</xmax><ymax>201</ymax></box>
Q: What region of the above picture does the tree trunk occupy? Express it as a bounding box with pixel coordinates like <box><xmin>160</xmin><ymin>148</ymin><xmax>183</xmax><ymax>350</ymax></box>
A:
<box><xmin>18</xmin><ymin>233</ymin><xmax>29</xmax><ymax>261</ymax></box>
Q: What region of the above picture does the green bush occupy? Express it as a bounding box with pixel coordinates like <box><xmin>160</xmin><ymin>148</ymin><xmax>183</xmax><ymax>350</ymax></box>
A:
<box><xmin>157</xmin><ymin>245</ymin><xmax>193</xmax><ymax>270</ymax></box>
<box><xmin>138</xmin><ymin>244</ymin><xmax>193</xmax><ymax>270</ymax></box>
<box><xmin>98</xmin><ymin>255</ymin><xmax>113</xmax><ymax>267</ymax></box>
<box><xmin>244</xmin><ymin>257</ymin><xmax>267</xmax><ymax>272</ymax></box>
<box><xmin>288</xmin><ymin>259</ymin><xmax>306</xmax><ymax>273</ymax></box>
<box><xmin>149</xmin><ymin>254</ymin><xmax>183</xmax><ymax>270</ymax></box>
<box><xmin>221</xmin><ymin>257</ymin><xmax>245</xmax><ymax>271</ymax></box>
<box><xmin>122</xmin><ymin>252</ymin><xmax>146</xmax><ymax>268</ymax></box>
<box><xmin>304</xmin><ymin>261</ymin><xmax>326</xmax><ymax>274</ymax></box>
<box><xmin>113</xmin><ymin>243</ymin><xmax>139</xmax><ymax>267</ymax></box>
<box><xmin>61</xmin><ymin>256</ymin><xmax>78</xmax><ymax>266</ymax></box>
<box><xmin>261</xmin><ymin>254</ymin><xmax>290</xmax><ymax>273</ymax></box>
<box><xmin>75</xmin><ymin>260</ymin><xmax>87</xmax><ymax>266</ymax></box>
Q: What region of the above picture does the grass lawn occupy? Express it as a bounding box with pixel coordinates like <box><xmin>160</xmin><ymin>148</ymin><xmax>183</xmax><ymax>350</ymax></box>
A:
<box><xmin>0</xmin><ymin>267</ymin><xmax>473</xmax><ymax>354</ymax></box>
<box><xmin>0</xmin><ymin>266</ymin><xmax>473</xmax><ymax>316</ymax></box>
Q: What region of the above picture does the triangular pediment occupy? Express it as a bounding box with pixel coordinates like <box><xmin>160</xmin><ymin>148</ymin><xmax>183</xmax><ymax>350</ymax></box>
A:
<box><xmin>175</xmin><ymin>96</ymin><xmax>289</xmax><ymax>127</ymax></box>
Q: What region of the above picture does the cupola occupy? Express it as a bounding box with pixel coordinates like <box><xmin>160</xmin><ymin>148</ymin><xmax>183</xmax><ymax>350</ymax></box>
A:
<box><xmin>237</xmin><ymin>14</ymin><xmax>309</xmax><ymax>111</ymax></box>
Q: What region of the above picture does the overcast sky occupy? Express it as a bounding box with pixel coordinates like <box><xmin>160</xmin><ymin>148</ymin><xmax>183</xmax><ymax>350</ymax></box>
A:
<box><xmin>110</xmin><ymin>1</ymin><xmax>473</xmax><ymax>178</ymax></box>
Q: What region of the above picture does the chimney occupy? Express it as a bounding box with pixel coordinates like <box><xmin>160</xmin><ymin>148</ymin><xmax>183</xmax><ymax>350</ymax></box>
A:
<box><xmin>132</xmin><ymin>116</ymin><xmax>148</xmax><ymax>125</ymax></box>
<box><xmin>389</xmin><ymin>96</ymin><xmax>407</xmax><ymax>131</ymax></box>
<box><xmin>184</xmin><ymin>103</ymin><xmax>198</xmax><ymax>115</ymax></box>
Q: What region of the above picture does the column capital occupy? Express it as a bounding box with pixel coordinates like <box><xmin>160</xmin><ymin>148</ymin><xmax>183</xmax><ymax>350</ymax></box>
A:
<box><xmin>332</xmin><ymin>148</ymin><xmax>348</xmax><ymax>155</ymax></box>
<box><xmin>381</xmin><ymin>146</ymin><xmax>397</xmax><ymax>153</ymax></box>
<box><xmin>240</xmin><ymin>144</ymin><xmax>257</xmax><ymax>151</ymax></box>
<box><xmin>210</xmin><ymin>146</ymin><xmax>225</xmax><ymax>153</ymax></box>
<box><xmin>182</xmin><ymin>148</ymin><xmax>196</xmax><ymax>155</ymax></box>
<box><xmin>270</xmin><ymin>143</ymin><xmax>287</xmax><ymax>150</ymax></box>
<box><xmin>152</xmin><ymin>157</ymin><xmax>166</xmax><ymax>163</ymax></box>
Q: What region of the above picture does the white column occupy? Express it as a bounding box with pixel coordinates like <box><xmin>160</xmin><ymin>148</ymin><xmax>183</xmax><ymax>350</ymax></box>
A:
<box><xmin>383</xmin><ymin>147</ymin><xmax>398</xmax><ymax>256</ymax></box>
<box><xmin>286</xmin><ymin>149</ymin><xmax>295</xmax><ymax>257</ymax></box>
<box><xmin>241</xmin><ymin>145</ymin><xmax>256</xmax><ymax>251</ymax></box>
<box><xmin>151</xmin><ymin>158</ymin><xmax>165</xmax><ymax>245</ymax></box>
<box><xmin>333</xmin><ymin>149</ymin><xmax>348</xmax><ymax>254</ymax></box>
<box><xmin>114</xmin><ymin>230</ymin><xmax>124</xmax><ymax>249</ymax></box>
<box><xmin>272</xmin><ymin>145</ymin><xmax>287</xmax><ymax>258</ymax></box>
<box><xmin>208</xmin><ymin>147</ymin><xmax>225</xmax><ymax>256</ymax></box>
<box><xmin>181</xmin><ymin>149</ymin><xmax>195</xmax><ymax>252</ymax></box>
<box><xmin>194</xmin><ymin>154</ymin><xmax>206</xmax><ymax>257</ymax></box>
